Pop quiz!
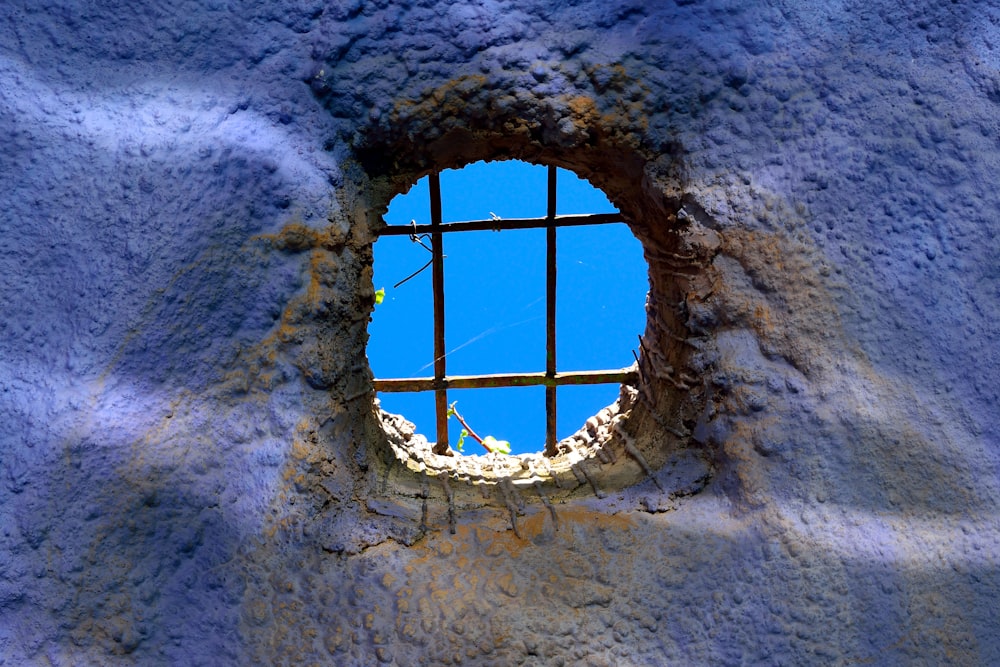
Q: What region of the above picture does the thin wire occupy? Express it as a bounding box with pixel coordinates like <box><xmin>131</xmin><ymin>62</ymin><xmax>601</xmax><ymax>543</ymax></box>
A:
<box><xmin>393</xmin><ymin>258</ymin><xmax>433</xmax><ymax>289</ymax></box>
<box><xmin>391</xmin><ymin>220</ymin><xmax>440</xmax><ymax>289</ymax></box>
<box><xmin>414</xmin><ymin>315</ymin><xmax>544</xmax><ymax>373</ymax></box>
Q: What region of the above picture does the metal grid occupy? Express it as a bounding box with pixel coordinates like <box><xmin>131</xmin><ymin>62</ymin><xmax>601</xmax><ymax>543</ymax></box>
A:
<box><xmin>373</xmin><ymin>165</ymin><xmax>638</xmax><ymax>456</ymax></box>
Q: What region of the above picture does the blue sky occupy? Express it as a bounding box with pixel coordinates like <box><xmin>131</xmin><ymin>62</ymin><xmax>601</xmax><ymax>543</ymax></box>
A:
<box><xmin>369</xmin><ymin>160</ymin><xmax>647</xmax><ymax>455</ymax></box>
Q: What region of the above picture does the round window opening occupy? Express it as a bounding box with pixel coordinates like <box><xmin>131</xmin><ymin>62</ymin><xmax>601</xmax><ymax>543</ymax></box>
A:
<box><xmin>369</xmin><ymin>160</ymin><xmax>648</xmax><ymax>463</ymax></box>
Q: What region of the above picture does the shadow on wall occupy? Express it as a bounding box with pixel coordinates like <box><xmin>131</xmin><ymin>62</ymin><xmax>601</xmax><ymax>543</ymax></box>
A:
<box><xmin>5</xmin><ymin>2</ymin><xmax>326</xmax><ymax>80</ymax></box>
<box><xmin>9</xmin><ymin>421</ymin><xmax>258</xmax><ymax>661</ymax></box>
<box><xmin>709</xmin><ymin>332</ymin><xmax>995</xmax><ymax>518</ymax></box>
<box><xmin>106</xmin><ymin>232</ymin><xmax>305</xmax><ymax>392</ymax></box>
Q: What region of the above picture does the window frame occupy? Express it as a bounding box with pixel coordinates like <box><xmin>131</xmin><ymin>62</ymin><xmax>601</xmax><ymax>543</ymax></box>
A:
<box><xmin>372</xmin><ymin>165</ymin><xmax>638</xmax><ymax>456</ymax></box>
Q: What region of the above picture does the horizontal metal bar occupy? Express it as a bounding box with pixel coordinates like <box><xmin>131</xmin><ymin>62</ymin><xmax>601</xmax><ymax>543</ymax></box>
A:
<box><xmin>379</xmin><ymin>212</ymin><xmax>625</xmax><ymax>236</ymax></box>
<box><xmin>373</xmin><ymin>368</ymin><xmax>638</xmax><ymax>392</ymax></box>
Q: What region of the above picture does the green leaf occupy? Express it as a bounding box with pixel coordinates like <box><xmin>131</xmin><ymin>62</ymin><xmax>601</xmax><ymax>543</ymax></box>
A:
<box><xmin>482</xmin><ymin>436</ymin><xmax>511</xmax><ymax>455</ymax></box>
<box><xmin>456</xmin><ymin>429</ymin><xmax>468</xmax><ymax>452</ymax></box>
<box><xmin>447</xmin><ymin>401</ymin><xmax>458</xmax><ymax>418</ymax></box>
<box><xmin>374</xmin><ymin>287</ymin><xmax>385</xmax><ymax>305</ymax></box>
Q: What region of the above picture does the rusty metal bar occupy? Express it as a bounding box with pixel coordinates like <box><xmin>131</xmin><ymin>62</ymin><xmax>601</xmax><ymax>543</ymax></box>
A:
<box><xmin>379</xmin><ymin>212</ymin><xmax>623</xmax><ymax>235</ymax></box>
<box><xmin>375</xmin><ymin>167</ymin><xmax>632</xmax><ymax>454</ymax></box>
<box><xmin>545</xmin><ymin>165</ymin><xmax>558</xmax><ymax>456</ymax></box>
<box><xmin>373</xmin><ymin>368</ymin><xmax>638</xmax><ymax>392</ymax></box>
<box><xmin>429</xmin><ymin>173</ymin><xmax>449</xmax><ymax>454</ymax></box>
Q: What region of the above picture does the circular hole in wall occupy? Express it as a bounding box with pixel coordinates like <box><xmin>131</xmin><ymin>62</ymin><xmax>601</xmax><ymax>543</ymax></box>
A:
<box><xmin>369</xmin><ymin>160</ymin><xmax>647</xmax><ymax>457</ymax></box>
<box><xmin>362</xmin><ymin>150</ymin><xmax>716</xmax><ymax>498</ymax></box>
<box><xmin>351</xmin><ymin>81</ymin><xmax>717</xmax><ymax>496</ymax></box>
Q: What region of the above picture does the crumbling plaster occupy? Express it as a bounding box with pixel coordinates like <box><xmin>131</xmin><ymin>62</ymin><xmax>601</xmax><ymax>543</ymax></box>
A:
<box><xmin>1</xmin><ymin>0</ymin><xmax>999</xmax><ymax>664</ymax></box>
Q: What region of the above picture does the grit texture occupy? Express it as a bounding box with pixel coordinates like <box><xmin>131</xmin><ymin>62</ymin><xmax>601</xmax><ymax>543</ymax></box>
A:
<box><xmin>1</xmin><ymin>1</ymin><xmax>998</xmax><ymax>664</ymax></box>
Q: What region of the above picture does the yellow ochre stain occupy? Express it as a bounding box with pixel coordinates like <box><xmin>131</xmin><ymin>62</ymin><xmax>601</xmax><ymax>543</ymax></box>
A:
<box><xmin>403</xmin><ymin>506</ymin><xmax>638</xmax><ymax>567</ymax></box>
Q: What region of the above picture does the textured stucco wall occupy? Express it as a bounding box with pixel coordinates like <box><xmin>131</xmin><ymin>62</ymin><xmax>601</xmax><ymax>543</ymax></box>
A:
<box><xmin>2</xmin><ymin>1</ymin><xmax>999</xmax><ymax>664</ymax></box>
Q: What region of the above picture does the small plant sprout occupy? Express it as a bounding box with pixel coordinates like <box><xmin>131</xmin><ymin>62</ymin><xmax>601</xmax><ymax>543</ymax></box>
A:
<box><xmin>446</xmin><ymin>401</ymin><xmax>511</xmax><ymax>454</ymax></box>
<box><xmin>374</xmin><ymin>287</ymin><xmax>385</xmax><ymax>305</ymax></box>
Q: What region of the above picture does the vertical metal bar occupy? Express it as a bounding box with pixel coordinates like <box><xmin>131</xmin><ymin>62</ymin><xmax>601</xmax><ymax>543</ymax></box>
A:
<box><xmin>545</xmin><ymin>165</ymin><xmax>558</xmax><ymax>456</ymax></box>
<box><xmin>430</xmin><ymin>172</ymin><xmax>449</xmax><ymax>454</ymax></box>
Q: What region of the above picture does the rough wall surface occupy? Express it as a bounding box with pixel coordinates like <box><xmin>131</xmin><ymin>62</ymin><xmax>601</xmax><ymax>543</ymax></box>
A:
<box><xmin>2</xmin><ymin>1</ymin><xmax>999</xmax><ymax>664</ymax></box>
